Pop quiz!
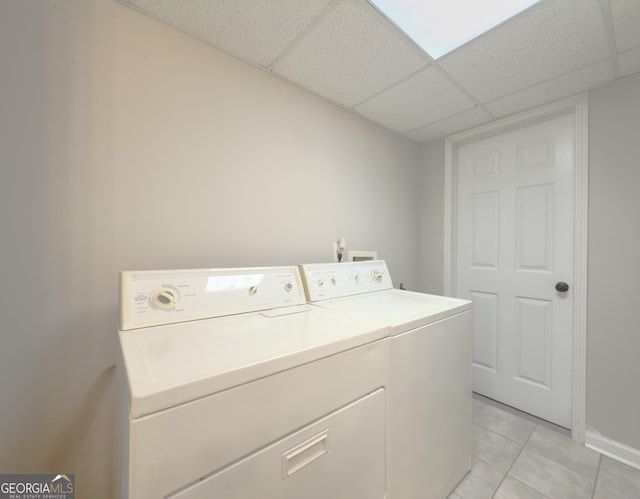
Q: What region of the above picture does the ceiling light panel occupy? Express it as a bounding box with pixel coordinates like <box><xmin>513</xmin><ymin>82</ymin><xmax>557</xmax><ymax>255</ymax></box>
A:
<box><xmin>368</xmin><ymin>0</ymin><xmax>541</xmax><ymax>59</ymax></box>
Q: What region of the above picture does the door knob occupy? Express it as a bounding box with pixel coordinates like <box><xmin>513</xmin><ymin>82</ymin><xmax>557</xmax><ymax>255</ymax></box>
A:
<box><xmin>555</xmin><ymin>282</ymin><xmax>569</xmax><ymax>292</ymax></box>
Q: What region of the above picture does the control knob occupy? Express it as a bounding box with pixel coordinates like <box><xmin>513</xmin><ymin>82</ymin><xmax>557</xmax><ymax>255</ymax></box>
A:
<box><xmin>150</xmin><ymin>287</ymin><xmax>179</xmax><ymax>311</ymax></box>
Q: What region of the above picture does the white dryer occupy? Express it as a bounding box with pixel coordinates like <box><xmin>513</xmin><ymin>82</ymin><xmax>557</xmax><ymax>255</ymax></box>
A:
<box><xmin>299</xmin><ymin>260</ymin><xmax>473</xmax><ymax>499</ymax></box>
<box><xmin>115</xmin><ymin>266</ymin><xmax>391</xmax><ymax>499</ymax></box>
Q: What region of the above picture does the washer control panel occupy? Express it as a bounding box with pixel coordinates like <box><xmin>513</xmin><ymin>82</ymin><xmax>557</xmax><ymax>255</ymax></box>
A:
<box><xmin>119</xmin><ymin>266</ymin><xmax>306</xmax><ymax>330</ymax></box>
<box><xmin>300</xmin><ymin>260</ymin><xmax>393</xmax><ymax>301</ymax></box>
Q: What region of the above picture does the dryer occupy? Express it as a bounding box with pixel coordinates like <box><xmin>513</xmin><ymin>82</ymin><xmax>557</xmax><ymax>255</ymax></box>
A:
<box><xmin>300</xmin><ymin>260</ymin><xmax>473</xmax><ymax>499</ymax></box>
<box><xmin>115</xmin><ymin>266</ymin><xmax>390</xmax><ymax>499</ymax></box>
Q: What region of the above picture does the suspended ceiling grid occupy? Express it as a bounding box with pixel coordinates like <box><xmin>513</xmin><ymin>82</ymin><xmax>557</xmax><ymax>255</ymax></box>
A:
<box><xmin>117</xmin><ymin>0</ymin><xmax>640</xmax><ymax>143</ymax></box>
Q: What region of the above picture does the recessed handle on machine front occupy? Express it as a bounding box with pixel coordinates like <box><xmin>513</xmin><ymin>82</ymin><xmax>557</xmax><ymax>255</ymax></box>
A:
<box><xmin>555</xmin><ymin>282</ymin><xmax>569</xmax><ymax>293</ymax></box>
<box><xmin>281</xmin><ymin>429</ymin><xmax>330</xmax><ymax>479</ymax></box>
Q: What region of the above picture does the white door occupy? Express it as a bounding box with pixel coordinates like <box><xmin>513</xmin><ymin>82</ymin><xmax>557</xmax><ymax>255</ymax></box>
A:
<box><xmin>456</xmin><ymin>113</ymin><xmax>574</xmax><ymax>428</ymax></box>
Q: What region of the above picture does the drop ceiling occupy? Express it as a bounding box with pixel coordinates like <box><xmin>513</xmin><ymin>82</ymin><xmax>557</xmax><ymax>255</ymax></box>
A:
<box><xmin>117</xmin><ymin>0</ymin><xmax>640</xmax><ymax>143</ymax></box>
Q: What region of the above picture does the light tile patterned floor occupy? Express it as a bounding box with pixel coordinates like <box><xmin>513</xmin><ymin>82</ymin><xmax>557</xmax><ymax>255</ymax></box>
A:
<box><xmin>449</xmin><ymin>394</ymin><xmax>640</xmax><ymax>499</ymax></box>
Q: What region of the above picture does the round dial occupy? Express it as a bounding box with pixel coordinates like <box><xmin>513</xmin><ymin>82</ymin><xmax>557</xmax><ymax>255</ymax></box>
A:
<box><xmin>150</xmin><ymin>287</ymin><xmax>180</xmax><ymax>311</ymax></box>
<box><xmin>372</xmin><ymin>271</ymin><xmax>383</xmax><ymax>282</ymax></box>
<box><xmin>284</xmin><ymin>282</ymin><xmax>293</xmax><ymax>292</ymax></box>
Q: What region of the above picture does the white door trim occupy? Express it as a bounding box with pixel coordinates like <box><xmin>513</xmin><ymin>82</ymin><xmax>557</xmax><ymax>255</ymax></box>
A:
<box><xmin>444</xmin><ymin>94</ymin><xmax>588</xmax><ymax>442</ymax></box>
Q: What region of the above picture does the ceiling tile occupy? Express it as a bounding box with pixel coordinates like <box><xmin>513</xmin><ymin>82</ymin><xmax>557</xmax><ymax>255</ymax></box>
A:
<box><xmin>406</xmin><ymin>107</ymin><xmax>492</xmax><ymax>143</ymax></box>
<box><xmin>272</xmin><ymin>0</ymin><xmax>429</xmax><ymax>106</ymax></box>
<box><xmin>610</xmin><ymin>0</ymin><xmax>640</xmax><ymax>52</ymax></box>
<box><xmin>117</xmin><ymin>0</ymin><xmax>633</xmax><ymax>143</ymax></box>
<box><xmin>618</xmin><ymin>47</ymin><xmax>640</xmax><ymax>78</ymax></box>
<box><xmin>355</xmin><ymin>66</ymin><xmax>476</xmax><ymax>132</ymax></box>
<box><xmin>438</xmin><ymin>0</ymin><xmax>609</xmax><ymax>102</ymax></box>
<box><xmin>126</xmin><ymin>0</ymin><xmax>332</xmax><ymax>67</ymax></box>
<box><xmin>485</xmin><ymin>59</ymin><xmax>613</xmax><ymax>117</ymax></box>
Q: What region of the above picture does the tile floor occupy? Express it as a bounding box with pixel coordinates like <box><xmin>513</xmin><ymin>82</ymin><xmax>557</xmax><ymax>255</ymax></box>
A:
<box><xmin>449</xmin><ymin>394</ymin><xmax>640</xmax><ymax>499</ymax></box>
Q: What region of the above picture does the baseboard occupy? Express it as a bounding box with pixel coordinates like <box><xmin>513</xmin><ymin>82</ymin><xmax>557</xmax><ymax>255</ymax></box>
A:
<box><xmin>585</xmin><ymin>430</ymin><xmax>640</xmax><ymax>471</ymax></box>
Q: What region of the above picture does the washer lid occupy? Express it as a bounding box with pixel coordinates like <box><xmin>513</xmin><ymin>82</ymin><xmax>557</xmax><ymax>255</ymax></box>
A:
<box><xmin>119</xmin><ymin>305</ymin><xmax>389</xmax><ymax>418</ymax></box>
<box><xmin>312</xmin><ymin>289</ymin><xmax>472</xmax><ymax>334</ymax></box>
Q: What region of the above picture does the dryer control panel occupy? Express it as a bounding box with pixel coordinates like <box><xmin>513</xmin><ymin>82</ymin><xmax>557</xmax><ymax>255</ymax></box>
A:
<box><xmin>119</xmin><ymin>266</ymin><xmax>306</xmax><ymax>330</ymax></box>
<box><xmin>300</xmin><ymin>260</ymin><xmax>393</xmax><ymax>301</ymax></box>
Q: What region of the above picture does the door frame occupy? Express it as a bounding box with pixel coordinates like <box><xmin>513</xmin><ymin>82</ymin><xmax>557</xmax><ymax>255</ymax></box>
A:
<box><xmin>443</xmin><ymin>94</ymin><xmax>588</xmax><ymax>442</ymax></box>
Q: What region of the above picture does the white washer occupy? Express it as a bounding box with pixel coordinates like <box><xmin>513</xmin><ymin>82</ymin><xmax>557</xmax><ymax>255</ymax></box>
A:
<box><xmin>115</xmin><ymin>266</ymin><xmax>391</xmax><ymax>499</ymax></box>
<box><xmin>300</xmin><ymin>260</ymin><xmax>473</xmax><ymax>499</ymax></box>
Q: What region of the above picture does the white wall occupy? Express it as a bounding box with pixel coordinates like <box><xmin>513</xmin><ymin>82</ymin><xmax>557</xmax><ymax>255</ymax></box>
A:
<box><xmin>419</xmin><ymin>74</ymin><xmax>640</xmax><ymax>454</ymax></box>
<box><xmin>587</xmin><ymin>73</ymin><xmax>640</xmax><ymax>450</ymax></box>
<box><xmin>418</xmin><ymin>138</ymin><xmax>446</xmax><ymax>294</ymax></box>
<box><xmin>0</xmin><ymin>1</ymin><xmax>420</xmax><ymax>497</ymax></box>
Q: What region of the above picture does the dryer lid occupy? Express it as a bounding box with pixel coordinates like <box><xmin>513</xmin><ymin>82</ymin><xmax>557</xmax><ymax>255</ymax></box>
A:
<box><xmin>119</xmin><ymin>305</ymin><xmax>389</xmax><ymax>418</ymax></box>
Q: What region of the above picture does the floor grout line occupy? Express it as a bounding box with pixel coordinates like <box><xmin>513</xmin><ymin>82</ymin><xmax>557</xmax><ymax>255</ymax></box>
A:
<box><xmin>472</xmin><ymin>392</ymin><xmax>570</xmax><ymax>437</ymax></box>
<box><xmin>470</xmin><ymin>396</ymin><xmax>606</xmax><ymax>498</ymax></box>
<box><xmin>462</xmin><ymin>397</ymin><xmax>640</xmax><ymax>499</ymax></box>
<box><xmin>489</xmin><ymin>419</ymin><xmax>540</xmax><ymax>498</ymax></box>
<box><xmin>590</xmin><ymin>454</ymin><xmax>603</xmax><ymax>499</ymax></box>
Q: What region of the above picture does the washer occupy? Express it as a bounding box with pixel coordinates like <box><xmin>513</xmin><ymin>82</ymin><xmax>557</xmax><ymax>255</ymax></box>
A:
<box><xmin>299</xmin><ymin>260</ymin><xmax>473</xmax><ymax>499</ymax></box>
<box><xmin>115</xmin><ymin>266</ymin><xmax>390</xmax><ymax>499</ymax></box>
